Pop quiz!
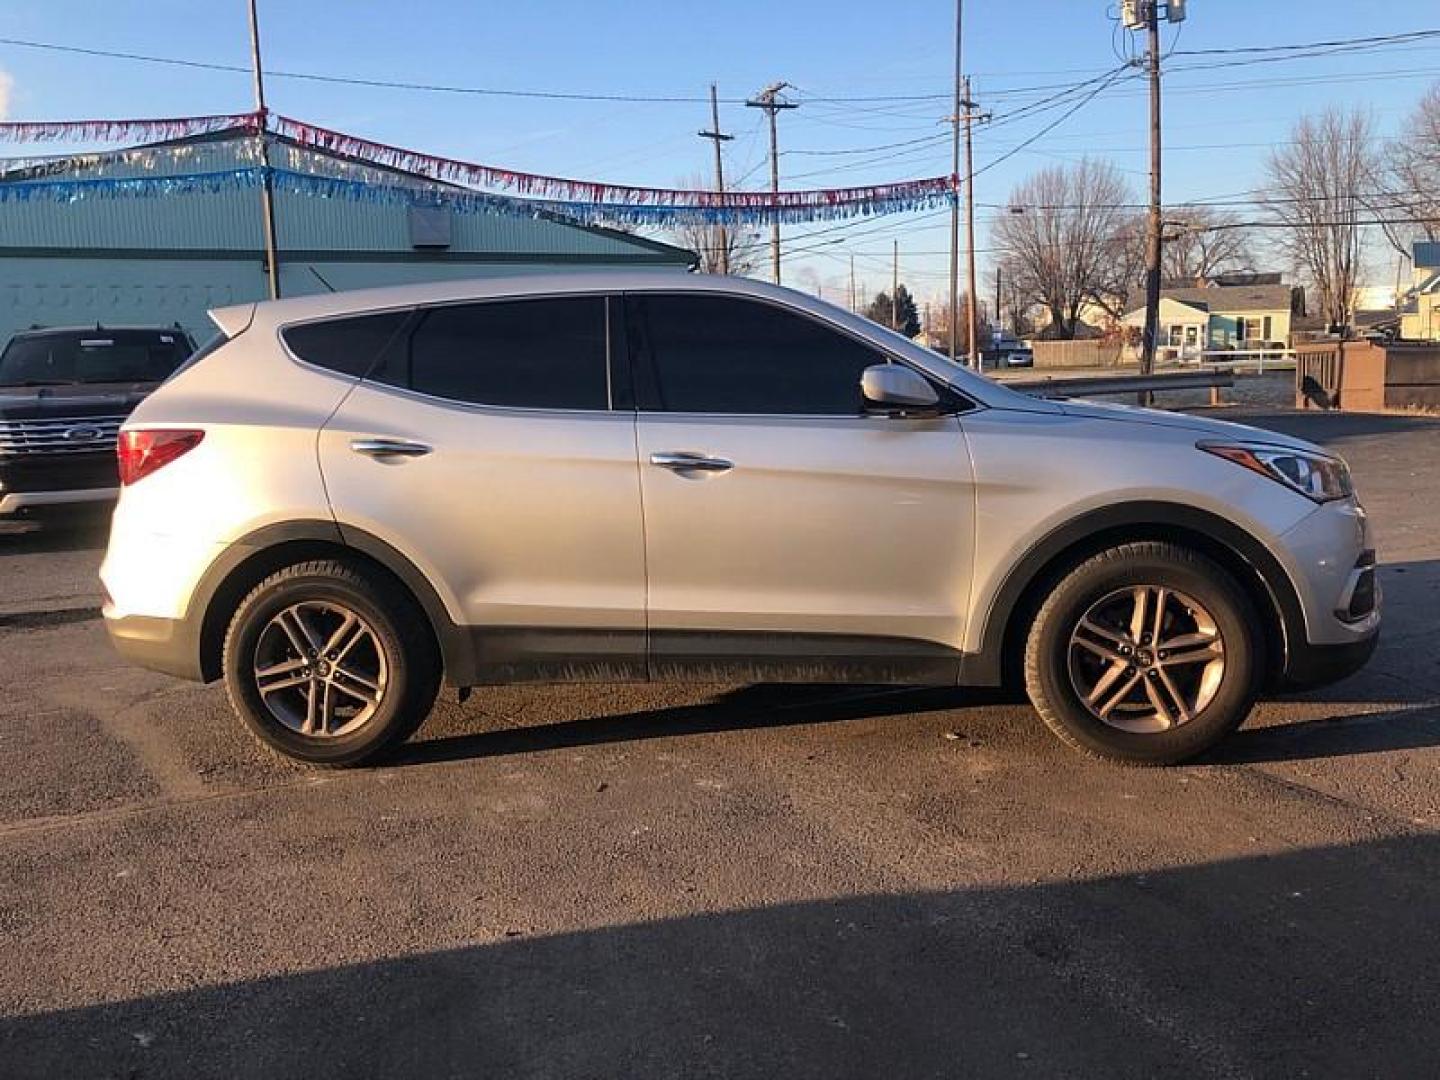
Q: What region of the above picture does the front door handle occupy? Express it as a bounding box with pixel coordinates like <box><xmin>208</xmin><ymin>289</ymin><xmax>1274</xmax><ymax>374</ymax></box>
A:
<box><xmin>649</xmin><ymin>451</ymin><xmax>734</xmax><ymax>473</ymax></box>
<box><xmin>350</xmin><ymin>437</ymin><xmax>433</xmax><ymax>459</ymax></box>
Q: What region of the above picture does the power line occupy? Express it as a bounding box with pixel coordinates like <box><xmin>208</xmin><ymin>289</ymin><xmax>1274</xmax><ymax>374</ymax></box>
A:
<box><xmin>787</xmin><ymin>133</ymin><xmax>948</xmax><ymax>157</ymax></box>
<box><xmin>4</xmin><ymin>26</ymin><xmax>1435</xmax><ymax>107</ymax></box>
<box><xmin>1171</xmin><ymin>28</ymin><xmax>1440</xmax><ymax>59</ymax></box>
<box><xmin>768</xmin><ymin>65</ymin><xmax>1143</xmax><ymax>254</ymax></box>
<box><xmin>779</xmin><ymin>65</ymin><xmax>1137</xmax><ymax>184</ymax></box>
<box><xmin>0</xmin><ymin>34</ymin><xmax>1141</xmax><ymax>106</ymax></box>
<box><xmin>976</xmin><ymin>188</ymin><xmax>1440</xmax><ymax>212</ymax></box>
<box><xmin>972</xmin><ymin>66</ymin><xmax>1136</xmax><ymax>180</ymax></box>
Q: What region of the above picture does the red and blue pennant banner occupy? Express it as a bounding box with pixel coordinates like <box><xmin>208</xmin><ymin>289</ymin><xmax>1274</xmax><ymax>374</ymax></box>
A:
<box><xmin>0</xmin><ymin>166</ymin><xmax>954</xmax><ymax>226</ymax></box>
<box><xmin>0</xmin><ymin>168</ymin><xmax>267</xmax><ymax>205</ymax></box>
<box><xmin>0</xmin><ymin>109</ymin><xmax>958</xmax><ymax>224</ymax></box>
<box><xmin>267</xmin><ymin>115</ymin><xmax>956</xmax><ymax>213</ymax></box>
<box><xmin>0</xmin><ymin>111</ymin><xmax>262</xmax><ymax>146</ymax></box>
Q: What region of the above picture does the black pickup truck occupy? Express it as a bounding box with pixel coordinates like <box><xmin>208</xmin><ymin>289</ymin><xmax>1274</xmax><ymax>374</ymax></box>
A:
<box><xmin>0</xmin><ymin>326</ymin><xmax>195</xmax><ymax>517</ymax></box>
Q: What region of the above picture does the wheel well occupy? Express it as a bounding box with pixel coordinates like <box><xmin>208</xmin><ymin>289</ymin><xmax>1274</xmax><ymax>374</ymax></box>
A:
<box><xmin>196</xmin><ymin>539</ymin><xmax>441</xmax><ymax>683</ymax></box>
<box><xmin>996</xmin><ymin>523</ymin><xmax>1288</xmax><ymax>689</ymax></box>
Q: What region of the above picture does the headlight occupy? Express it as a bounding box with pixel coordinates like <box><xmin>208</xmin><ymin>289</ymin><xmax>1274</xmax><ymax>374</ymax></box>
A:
<box><xmin>1198</xmin><ymin>440</ymin><xmax>1353</xmax><ymax>503</ymax></box>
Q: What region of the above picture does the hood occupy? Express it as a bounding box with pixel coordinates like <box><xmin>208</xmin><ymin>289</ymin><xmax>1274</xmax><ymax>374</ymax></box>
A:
<box><xmin>0</xmin><ymin>382</ymin><xmax>155</xmax><ymax>420</ymax></box>
<box><xmin>1054</xmin><ymin>398</ymin><xmax>1320</xmax><ymax>452</ymax></box>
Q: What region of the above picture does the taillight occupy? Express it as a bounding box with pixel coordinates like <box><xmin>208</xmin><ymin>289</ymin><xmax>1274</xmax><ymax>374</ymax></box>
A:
<box><xmin>117</xmin><ymin>429</ymin><xmax>204</xmax><ymax>486</ymax></box>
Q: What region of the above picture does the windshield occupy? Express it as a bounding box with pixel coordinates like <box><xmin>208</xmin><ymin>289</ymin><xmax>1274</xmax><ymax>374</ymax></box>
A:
<box><xmin>0</xmin><ymin>330</ymin><xmax>191</xmax><ymax>387</ymax></box>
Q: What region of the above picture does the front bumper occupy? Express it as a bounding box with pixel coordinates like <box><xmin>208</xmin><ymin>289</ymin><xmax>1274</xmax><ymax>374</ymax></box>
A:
<box><xmin>0</xmin><ymin>451</ymin><xmax>120</xmax><ymax>515</ymax></box>
<box><xmin>104</xmin><ymin>610</ymin><xmax>205</xmax><ymax>682</ymax></box>
<box><xmin>1281</xmin><ymin>629</ymin><xmax>1380</xmax><ymax>690</ymax></box>
<box><xmin>0</xmin><ymin>486</ymin><xmax>118</xmax><ymax>515</ymax></box>
<box><xmin>1272</xmin><ymin>496</ymin><xmax>1380</xmax><ymax>688</ymax></box>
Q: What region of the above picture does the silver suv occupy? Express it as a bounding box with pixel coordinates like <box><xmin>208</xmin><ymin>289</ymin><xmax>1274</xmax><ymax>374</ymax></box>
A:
<box><xmin>101</xmin><ymin>273</ymin><xmax>1379</xmax><ymax>766</ymax></box>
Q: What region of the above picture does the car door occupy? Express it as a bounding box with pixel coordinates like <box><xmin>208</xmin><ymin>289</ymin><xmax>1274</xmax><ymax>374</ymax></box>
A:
<box><xmin>626</xmin><ymin>291</ymin><xmax>976</xmax><ymax>683</ymax></box>
<box><xmin>314</xmin><ymin>293</ymin><xmax>647</xmax><ymax>681</ymax></box>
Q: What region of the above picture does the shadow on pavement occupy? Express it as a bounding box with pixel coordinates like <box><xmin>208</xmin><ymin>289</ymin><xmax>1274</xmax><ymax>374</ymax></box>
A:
<box><xmin>4</xmin><ymin>834</ymin><xmax>1438</xmax><ymax>1079</ymax></box>
<box><xmin>393</xmin><ymin>683</ymin><xmax>1010</xmax><ymax>767</ymax></box>
<box><xmin>1209</xmin><ymin>703</ymin><xmax>1440</xmax><ymax>765</ymax></box>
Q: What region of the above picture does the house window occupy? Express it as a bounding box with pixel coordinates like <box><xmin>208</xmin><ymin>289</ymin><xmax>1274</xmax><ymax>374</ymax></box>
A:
<box><xmin>1168</xmin><ymin>325</ymin><xmax>1183</xmax><ymax>347</ymax></box>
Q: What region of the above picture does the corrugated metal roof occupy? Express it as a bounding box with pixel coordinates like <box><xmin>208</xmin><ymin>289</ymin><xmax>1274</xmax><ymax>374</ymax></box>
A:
<box><xmin>0</xmin><ymin>131</ymin><xmax>692</xmax><ymax>263</ymax></box>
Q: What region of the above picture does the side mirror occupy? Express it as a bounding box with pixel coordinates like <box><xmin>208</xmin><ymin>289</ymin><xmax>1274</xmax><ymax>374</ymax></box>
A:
<box><xmin>861</xmin><ymin>364</ymin><xmax>940</xmax><ymax>411</ymax></box>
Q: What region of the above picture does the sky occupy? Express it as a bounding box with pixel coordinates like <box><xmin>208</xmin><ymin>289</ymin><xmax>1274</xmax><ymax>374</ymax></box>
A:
<box><xmin>1</xmin><ymin>1</ymin><xmax>1437</xmax><ymax>309</ymax></box>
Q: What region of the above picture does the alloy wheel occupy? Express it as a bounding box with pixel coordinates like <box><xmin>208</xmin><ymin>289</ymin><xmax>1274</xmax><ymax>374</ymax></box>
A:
<box><xmin>1067</xmin><ymin>585</ymin><xmax>1226</xmax><ymax>734</ymax></box>
<box><xmin>252</xmin><ymin>601</ymin><xmax>388</xmax><ymax>737</ymax></box>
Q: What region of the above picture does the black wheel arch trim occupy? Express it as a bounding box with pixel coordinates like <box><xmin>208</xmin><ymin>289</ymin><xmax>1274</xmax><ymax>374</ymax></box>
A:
<box><xmin>189</xmin><ymin>519</ymin><xmax>475</xmax><ymax>686</ymax></box>
<box><xmin>965</xmin><ymin>501</ymin><xmax>1305</xmax><ymax>687</ymax></box>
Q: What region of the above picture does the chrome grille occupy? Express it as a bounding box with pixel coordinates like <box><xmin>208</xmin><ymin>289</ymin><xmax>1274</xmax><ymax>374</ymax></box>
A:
<box><xmin>0</xmin><ymin>415</ymin><xmax>126</xmax><ymax>456</ymax></box>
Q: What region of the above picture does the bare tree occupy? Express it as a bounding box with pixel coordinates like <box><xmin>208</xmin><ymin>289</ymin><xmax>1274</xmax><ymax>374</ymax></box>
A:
<box><xmin>667</xmin><ymin>174</ymin><xmax>761</xmax><ymax>275</ymax></box>
<box><xmin>1162</xmin><ymin>207</ymin><xmax>1252</xmax><ymax>282</ymax></box>
<box><xmin>1377</xmin><ymin>82</ymin><xmax>1440</xmax><ymax>254</ymax></box>
<box><xmin>671</xmin><ymin>217</ymin><xmax>762</xmax><ymax>275</ymax></box>
<box><xmin>1266</xmin><ymin>108</ymin><xmax>1375</xmax><ymax>329</ymax></box>
<box><xmin>994</xmin><ymin>159</ymin><xmax>1138</xmax><ymax>339</ymax></box>
<box><xmin>1096</xmin><ymin>213</ymin><xmax>1149</xmax><ymax>322</ymax></box>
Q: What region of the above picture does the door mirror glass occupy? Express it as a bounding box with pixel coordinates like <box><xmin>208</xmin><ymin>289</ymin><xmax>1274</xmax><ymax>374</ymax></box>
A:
<box><xmin>861</xmin><ymin>364</ymin><xmax>939</xmax><ymax>410</ymax></box>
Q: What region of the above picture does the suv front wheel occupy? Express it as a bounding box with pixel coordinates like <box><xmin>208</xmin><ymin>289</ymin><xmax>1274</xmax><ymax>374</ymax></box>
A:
<box><xmin>222</xmin><ymin>559</ymin><xmax>441</xmax><ymax>766</ymax></box>
<box><xmin>1024</xmin><ymin>542</ymin><xmax>1261</xmax><ymax>765</ymax></box>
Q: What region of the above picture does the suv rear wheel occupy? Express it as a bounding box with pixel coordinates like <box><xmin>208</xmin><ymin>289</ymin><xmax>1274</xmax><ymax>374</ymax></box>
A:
<box><xmin>222</xmin><ymin>559</ymin><xmax>440</xmax><ymax>767</ymax></box>
<box><xmin>1024</xmin><ymin>542</ymin><xmax>1260</xmax><ymax>765</ymax></box>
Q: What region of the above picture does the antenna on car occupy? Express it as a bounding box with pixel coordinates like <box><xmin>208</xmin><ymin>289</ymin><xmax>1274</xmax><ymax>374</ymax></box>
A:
<box><xmin>307</xmin><ymin>266</ymin><xmax>337</xmax><ymax>293</ymax></box>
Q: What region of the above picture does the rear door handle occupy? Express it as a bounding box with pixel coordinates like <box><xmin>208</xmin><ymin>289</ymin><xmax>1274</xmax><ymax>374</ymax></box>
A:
<box><xmin>350</xmin><ymin>437</ymin><xmax>433</xmax><ymax>459</ymax></box>
<box><xmin>649</xmin><ymin>451</ymin><xmax>734</xmax><ymax>473</ymax></box>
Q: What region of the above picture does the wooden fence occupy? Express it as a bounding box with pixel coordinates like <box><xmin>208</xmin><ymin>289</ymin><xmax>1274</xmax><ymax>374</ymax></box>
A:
<box><xmin>1029</xmin><ymin>340</ymin><xmax>1125</xmax><ymax>369</ymax></box>
<box><xmin>1295</xmin><ymin>340</ymin><xmax>1440</xmax><ymax>411</ymax></box>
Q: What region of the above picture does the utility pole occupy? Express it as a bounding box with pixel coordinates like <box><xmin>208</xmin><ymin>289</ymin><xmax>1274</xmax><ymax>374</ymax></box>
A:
<box><xmin>747</xmin><ymin>82</ymin><xmax>798</xmax><ymax>284</ymax></box>
<box><xmin>961</xmin><ymin>76</ymin><xmax>986</xmax><ymax>368</ymax></box>
<box><xmin>1140</xmin><ymin>1</ymin><xmax>1164</xmax><ymax>396</ymax></box>
<box><xmin>849</xmin><ymin>254</ymin><xmax>857</xmax><ymax>312</ymax></box>
<box><xmin>892</xmin><ymin>240</ymin><xmax>899</xmax><ymax>329</ymax></box>
<box><xmin>246</xmin><ymin>0</ymin><xmax>280</xmax><ymax>300</ymax></box>
<box><xmin>948</xmin><ymin>0</ymin><xmax>964</xmax><ymax>363</ymax></box>
<box><xmin>698</xmin><ymin>83</ymin><xmax>733</xmax><ymax>274</ymax></box>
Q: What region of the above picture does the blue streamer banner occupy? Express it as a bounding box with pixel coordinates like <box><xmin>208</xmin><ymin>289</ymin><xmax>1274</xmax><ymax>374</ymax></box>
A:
<box><xmin>0</xmin><ymin>166</ymin><xmax>954</xmax><ymax>226</ymax></box>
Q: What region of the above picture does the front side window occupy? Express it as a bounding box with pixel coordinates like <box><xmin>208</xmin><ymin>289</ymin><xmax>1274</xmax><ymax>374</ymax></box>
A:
<box><xmin>628</xmin><ymin>294</ymin><xmax>884</xmax><ymax>415</ymax></box>
<box><xmin>406</xmin><ymin>297</ymin><xmax>609</xmax><ymax>410</ymax></box>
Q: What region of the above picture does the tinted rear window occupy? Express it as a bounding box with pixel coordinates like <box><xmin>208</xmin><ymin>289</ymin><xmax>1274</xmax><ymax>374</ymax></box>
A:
<box><xmin>0</xmin><ymin>330</ymin><xmax>192</xmax><ymax>387</ymax></box>
<box><xmin>403</xmin><ymin>297</ymin><xmax>609</xmax><ymax>410</ymax></box>
<box><xmin>282</xmin><ymin>312</ymin><xmax>411</xmax><ymax>379</ymax></box>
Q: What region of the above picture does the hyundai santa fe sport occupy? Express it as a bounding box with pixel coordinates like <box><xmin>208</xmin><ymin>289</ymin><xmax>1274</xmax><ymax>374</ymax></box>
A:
<box><xmin>100</xmin><ymin>273</ymin><xmax>1379</xmax><ymax>767</ymax></box>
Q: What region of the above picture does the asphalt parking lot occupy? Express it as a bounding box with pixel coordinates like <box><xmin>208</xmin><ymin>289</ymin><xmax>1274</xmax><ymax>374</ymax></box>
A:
<box><xmin>2</xmin><ymin>406</ymin><xmax>1438</xmax><ymax>1079</ymax></box>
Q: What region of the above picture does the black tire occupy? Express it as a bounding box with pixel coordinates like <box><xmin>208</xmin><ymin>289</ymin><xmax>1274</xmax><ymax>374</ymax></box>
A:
<box><xmin>222</xmin><ymin>558</ymin><xmax>441</xmax><ymax>767</ymax></box>
<box><xmin>1023</xmin><ymin>542</ymin><xmax>1261</xmax><ymax>765</ymax></box>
